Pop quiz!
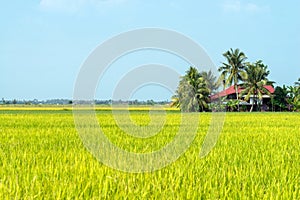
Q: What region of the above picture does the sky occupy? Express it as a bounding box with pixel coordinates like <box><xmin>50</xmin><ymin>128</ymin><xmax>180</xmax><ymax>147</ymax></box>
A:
<box><xmin>1</xmin><ymin>0</ymin><xmax>300</xmax><ymax>101</ymax></box>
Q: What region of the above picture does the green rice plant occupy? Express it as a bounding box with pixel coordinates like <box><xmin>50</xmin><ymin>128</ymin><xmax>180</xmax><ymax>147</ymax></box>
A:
<box><xmin>0</xmin><ymin>109</ymin><xmax>299</xmax><ymax>199</ymax></box>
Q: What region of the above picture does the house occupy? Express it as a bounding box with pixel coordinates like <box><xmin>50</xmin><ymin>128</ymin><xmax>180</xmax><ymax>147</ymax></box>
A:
<box><xmin>210</xmin><ymin>85</ymin><xmax>275</xmax><ymax>111</ymax></box>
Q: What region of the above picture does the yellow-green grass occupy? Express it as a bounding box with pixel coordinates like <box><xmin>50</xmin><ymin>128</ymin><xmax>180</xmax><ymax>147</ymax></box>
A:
<box><xmin>0</xmin><ymin>108</ymin><xmax>299</xmax><ymax>199</ymax></box>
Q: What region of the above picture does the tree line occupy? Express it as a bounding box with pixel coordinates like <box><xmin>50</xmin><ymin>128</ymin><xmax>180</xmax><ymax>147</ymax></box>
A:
<box><xmin>0</xmin><ymin>98</ymin><xmax>170</xmax><ymax>106</ymax></box>
<box><xmin>172</xmin><ymin>48</ymin><xmax>300</xmax><ymax>112</ymax></box>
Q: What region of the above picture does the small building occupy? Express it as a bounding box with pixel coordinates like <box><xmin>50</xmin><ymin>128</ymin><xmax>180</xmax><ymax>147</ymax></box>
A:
<box><xmin>210</xmin><ymin>85</ymin><xmax>275</xmax><ymax>111</ymax></box>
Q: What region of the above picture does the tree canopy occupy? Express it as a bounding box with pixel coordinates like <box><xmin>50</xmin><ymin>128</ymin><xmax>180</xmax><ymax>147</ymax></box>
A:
<box><xmin>240</xmin><ymin>60</ymin><xmax>274</xmax><ymax>112</ymax></box>
<box><xmin>172</xmin><ymin>49</ymin><xmax>299</xmax><ymax>112</ymax></box>
<box><xmin>218</xmin><ymin>48</ymin><xmax>247</xmax><ymax>111</ymax></box>
<box><xmin>172</xmin><ymin>67</ymin><xmax>210</xmax><ymax>112</ymax></box>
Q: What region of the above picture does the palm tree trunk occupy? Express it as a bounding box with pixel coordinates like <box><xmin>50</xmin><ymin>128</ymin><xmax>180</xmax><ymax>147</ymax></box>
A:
<box><xmin>255</xmin><ymin>94</ymin><xmax>258</xmax><ymax>111</ymax></box>
<box><xmin>235</xmin><ymin>84</ymin><xmax>240</xmax><ymax>112</ymax></box>
<box><xmin>250</xmin><ymin>97</ymin><xmax>254</xmax><ymax>112</ymax></box>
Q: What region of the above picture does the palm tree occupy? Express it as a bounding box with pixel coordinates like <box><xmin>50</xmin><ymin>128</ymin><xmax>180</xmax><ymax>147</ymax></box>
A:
<box><xmin>218</xmin><ymin>48</ymin><xmax>247</xmax><ymax>111</ymax></box>
<box><xmin>174</xmin><ymin>77</ymin><xmax>197</xmax><ymax>112</ymax></box>
<box><xmin>240</xmin><ymin>60</ymin><xmax>274</xmax><ymax>112</ymax></box>
<box><xmin>196</xmin><ymin>76</ymin><xmax>210</xmax><ymax>111</ymax></box>
<box><xmin>186</xmin><ymin>66</ymin><xmax>200</xmax><ymax>90</ymax></box>
<box><xmin>200</xmin><ymin>70</ymin><xmax>218</xmax><ymax>94</ymax></box>
<box><xmin>171</xmin><ymin>67</ymin><xmax>210</xmax><ymax>112</ymax></box>
<box><xmin>184</xmin><ymin>66</ymin><xmax>202</xmax><ymax>112</ymax></box>
<box><xmin>273</xmin><ymin>85</ymin><xmax>289</xmax><ymax>111</ymax></box>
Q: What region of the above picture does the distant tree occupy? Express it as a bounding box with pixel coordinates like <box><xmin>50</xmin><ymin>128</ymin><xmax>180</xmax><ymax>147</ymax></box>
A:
<box><xmin>172</xmin><ymin>67</ymin><xmax>210</xmax><ymax>112</ymax></box>
<box><xmin>273</xmin><ymin>86</ymin><xmax>289</xmax><ymax>111</ymax></box>
<box><xmin>218</xmin><ymin>48</ymin><xmax>247</xmax><ymax>111</ymax></box>
<box><xmin>287</xmin><ymin>86</ymin><xmax>300</xmax><ymax>111</ymax></box>
<box><xmin>12</xmin><ymin>99</ymin><xmax>17</xmax><ymax>104</ymax></box>
<box><xmin>240</xmin><ymin>60</ymin><xmax>274</xmax><ymax>112</ymax></box>
<box><xmin>146</xmin><ymin>100</ymin><xmax>155</xmax><ymax>105</ymax></box>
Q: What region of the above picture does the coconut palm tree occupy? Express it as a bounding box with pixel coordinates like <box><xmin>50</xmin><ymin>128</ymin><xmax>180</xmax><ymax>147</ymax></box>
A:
<box><xmin>183</xmin><ymin>66</ymin><xmax>202</xmax><ymax>112</ymax></box>
<box><xmin>273</xmin><ymin>85</ymin><xmax>289</xmax><ymax>111</ymax></box>
<box><xmin>172</xmin><ymin>67</ymin><xmax>210</xmax><ymax>112</ymax></box>
<box><xmin>199</xmin><ymin>70</ymin><xmax>218</xmax><ymax>94</ymax></box>
<box><xmin>218</xmin><ymin>48</ymin><xmax>247</xmax><ymax>111</ymax></box>
<box><xmin>196</xmin><ymin>76</ymin><xmax>210</xmax><ymax>111</ymax></box>
<box><xmin>186</xmin><ymin>66</ymin><xmax>201</xmax><ymax>90</ymax></box>
<box><xmin>177</xmin><ymin>76</ymin><xmax>200</xmax><ymax>112</ymax></box>
<box><xmin>240</xmin><ymin>60</ymin><xmax>274</xmax><ymax>112</ymax></box>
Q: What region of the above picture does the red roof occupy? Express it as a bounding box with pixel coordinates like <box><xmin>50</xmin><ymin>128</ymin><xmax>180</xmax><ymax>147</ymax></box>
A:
<box><xmin>210</xmin><ymin>85</ymin><xmax>275</xmax><ymax>100</ymax></box>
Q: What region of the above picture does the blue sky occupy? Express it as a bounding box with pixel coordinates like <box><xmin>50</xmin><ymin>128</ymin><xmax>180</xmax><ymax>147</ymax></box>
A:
<box><xmin>1</xmin><ymin>0</ymin><xmax>299</xmax><ymax>100</ymax></box>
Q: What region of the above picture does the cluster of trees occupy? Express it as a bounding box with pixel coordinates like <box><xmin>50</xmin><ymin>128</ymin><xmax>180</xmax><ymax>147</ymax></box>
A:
<box><xmin>172</xmin><ymin>48</ymin><xmax>300</xmax><ymax>112</ymax></box>
<box><xmin>0</xmin><ymin>98</ymin><xmax>73</xmax><ymax>105</ymax></box>
<box><xmin>272</xmin><ymin>79</ymin><xmax>300</xmax><ymax>111</ymax></box>
<box><xmin>170</xmin><ymin>67</ymin><xmax>217</xmax><ymax>112</ymax></box>
<box><xmin>0</xmin><ymin>98</ymin><xmax>170</xmax><ymax>106</ymax></box>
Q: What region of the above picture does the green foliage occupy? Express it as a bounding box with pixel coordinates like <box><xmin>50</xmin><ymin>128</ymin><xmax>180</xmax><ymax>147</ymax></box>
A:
<box><xmin>287</xmin><ymin>86</ymin><xmax>300</xmax><ymax>111</ymax></box>
<box><xmin>199</xmin><ymin>70</ymin><xmax>218</xmax><ymax>94</ymax></box>
<box><xmin>172</xmin><ymin>67</ymin><xmax>210</xmax><ymax>112</ymax></box>
<box><xmin>218</xmin><ymin>48</ymin><xmax>247</xmax><ymax>111</ymax></box>
<box><xmin>218</xmin><ymin>48</ymin><xmax>247</xmax><ymax>89</ymax></box>
<box><xmin>240</xmin><ymin>60</ymin><xmax>274</xmax><ymax>112</ymax></box>
<box><xmin>209</xmin><ymin>97</ymin><xmax>226</xmax><ymax>112</ymax></box>
<box><xmin>273</xmin><ymin>86</ymin><xmax>289</xmax><ymax>111</ymax></box>
<box><xmin>172</xmin><ymin>48</ymin><xmax>298</xmax><ymax>113</ymax></box>
<box><xmin>173</xmin><ymin>76</ymin><xmax>198</xmax><ymax>112</ymax></box>
<box><xmin>226</xmin><ymin>99</ymin><xmax>240</xmax><ymax>112</ymax></box>
<box><xmin>273</xmin><ymin>81</ymin><xmax>300</xmax><ymax>112</ymax></box>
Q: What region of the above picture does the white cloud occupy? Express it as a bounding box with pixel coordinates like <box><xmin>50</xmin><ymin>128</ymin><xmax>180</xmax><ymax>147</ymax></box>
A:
<box><xmin>222</xmin><ymin>1</ymin><xmax>241</xmax><ymax>12</ymax></box>
<box><xmin>222</xmin><ymin>1</ymin><xmax>269</xmax><ymax>13</ymax></box>
<box><xmin>245</xmin><ymin>3</ymin><xmax>259</xmax><ymax>12</ymax></box>
<box><xmin>39</xmin><ymin>0</ymin><xmax>126</xmax><ymax>13</ymax></box>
